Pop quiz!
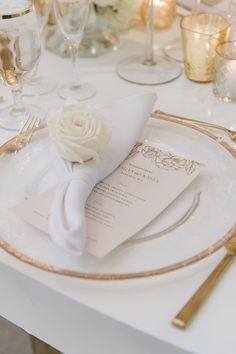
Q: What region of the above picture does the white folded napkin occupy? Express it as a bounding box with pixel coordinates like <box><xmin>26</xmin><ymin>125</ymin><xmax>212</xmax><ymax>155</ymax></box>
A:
<box><xmin>49</xmin><ymin>92</ymin><xmax>157</xmax><ymax>256</ymax></box>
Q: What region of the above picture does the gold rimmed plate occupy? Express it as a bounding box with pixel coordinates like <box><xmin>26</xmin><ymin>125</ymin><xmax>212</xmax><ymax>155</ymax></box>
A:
<box><xmin>0</xmin><ymin>118</ymin><xmax>236</xmax><ymax>280</ymax></box>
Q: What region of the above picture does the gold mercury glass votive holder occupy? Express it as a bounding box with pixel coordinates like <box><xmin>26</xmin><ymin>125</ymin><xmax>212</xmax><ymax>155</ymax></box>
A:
<box><xmin>213</xmin><ymin>40</ymin><xmax>236</xmax><ymax>102</ymax></box>
<box><xmin>180</xmin><ymin>14</ymin><xmax>230</xmax><ymax>83</ymax></box>
<box><xmin>140</xmin><ymin>0</ymin><xmax>176</xmax><ymax>30</ymax></box>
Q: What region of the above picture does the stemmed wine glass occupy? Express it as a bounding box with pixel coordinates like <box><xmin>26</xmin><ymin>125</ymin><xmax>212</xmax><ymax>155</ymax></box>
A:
<box><xmin>54</xmin><ymin>0</ymin><xmax>96</xmax><ymax>100</ymax></box>
<box><xmin>116</xmin><ymin>0</ymin><xmax>182</xmax><ymax>85</ymax></box>
<box><xmin>24</xmin><ymin>0</ymin><xmax>57</xmax><ymax>96</ymax></box>
<box><xmin>0</xmin><ymin>0</ymin><xmax>42</xmax><ymax>130</ymax></box>
<box><xmin>163</xmin><ymin>0</ymin><xmax>202</xmax><ymax>62</ymax></box>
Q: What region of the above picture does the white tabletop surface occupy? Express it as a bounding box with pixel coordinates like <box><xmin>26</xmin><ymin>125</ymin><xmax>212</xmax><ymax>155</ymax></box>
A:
<box><xmin>0</xmin><ymin>12</ymin><xmax>236</xmax><ymax>354</ymax></box>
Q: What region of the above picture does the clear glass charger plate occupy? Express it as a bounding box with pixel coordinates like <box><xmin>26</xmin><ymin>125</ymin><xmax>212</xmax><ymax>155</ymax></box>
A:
<box><xmin>0</xmin><ymin>118</ymin><xmax>236</xmax><ymax>280</ymax></box>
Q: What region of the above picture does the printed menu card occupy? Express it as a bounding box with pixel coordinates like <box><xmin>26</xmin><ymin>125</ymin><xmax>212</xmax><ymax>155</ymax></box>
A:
<box><xmin>13</xmin><ymin>143</ymin><xmax>203</xmax><ymax>258</ymax></box>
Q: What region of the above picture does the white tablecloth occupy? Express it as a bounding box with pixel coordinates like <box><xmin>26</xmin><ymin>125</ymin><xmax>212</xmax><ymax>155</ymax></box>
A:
<box><xmin>0</xmin><ymin>17</ymin><xmax>236</xmax><ymax>354</ymax></box>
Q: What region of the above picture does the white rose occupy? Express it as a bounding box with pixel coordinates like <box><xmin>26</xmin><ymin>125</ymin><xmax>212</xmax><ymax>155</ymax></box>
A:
<box><xmin>48</xmin><ymin>105</ymin><xmax>111</xmax><ymax>163</ymax></box>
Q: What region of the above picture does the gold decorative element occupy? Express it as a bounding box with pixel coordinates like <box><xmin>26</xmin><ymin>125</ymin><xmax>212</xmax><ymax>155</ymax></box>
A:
<box><xmin>172</xmin><ymin>234</ymin><xmax>236</xmax><ymax>329</ymax></box>
<box><xmin>0</xmin><ymin>6</ymin><xmax>32</xmax><ymax>20</ymax></box>
<box><xmin>180</xmin><ymin>14</ymin><xmax>230</xmax><ymax>82</ymax></box>
<box><xmin>31</xmin><ymin>337</ymin><xmax>60</xmax><ymax>354</ymax></box>
<box><xmin>48</xmin><ymin>9</ymin><xmax>56</xmax><ymax>25</ymax></box>
<box><xmin>0</xmin><ymin>34</ymin><xmax>20</xmax><ymax>86</ymax></box>
<box><xmin>140</xmin><ymin>0</ymin><xmax>176</xmax><ymax>30</ymax></box>
<box><xmin>151</xmin><ymin>110</ymin><xmax>236</xmax><ymax>143</ymax></box>
<box><xmin>0</xmin><ymin>120</ymin><xmax>236</xmax><ymax>280</ymax></box>
<box><xmin>128</xmin><ymin>143</ymin><xmax>200</xmax><ymax>175</ymax></box>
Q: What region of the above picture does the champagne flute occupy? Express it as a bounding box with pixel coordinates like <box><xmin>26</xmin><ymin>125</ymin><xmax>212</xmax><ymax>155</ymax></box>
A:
<box><xmin>117</xmin><ymin>0</ymin><xmax>182</xmax><ymax>85</ymax></box>
<box><xmin>24</xmin><ymin>0</ymin><xmax>57</xmax><ymax>96</ymax></box>
<box><xmin>0</xmin><ymin>0</ymin><xmax>43</xmax><ymax>130</ymax></box>
<box><xmin>163</xmin><ymin>0</ymin><xmax>202</xmax><ymax>62</ymax></box>
<box><xmin>34</xmin><ymin>0</ymin><xmax>52</xmax><ymax>30</ymax></box>
<box><xmin>54</xmin><ymin>0</ymin><xmax>96</xmax><ymax>100</ymax></box>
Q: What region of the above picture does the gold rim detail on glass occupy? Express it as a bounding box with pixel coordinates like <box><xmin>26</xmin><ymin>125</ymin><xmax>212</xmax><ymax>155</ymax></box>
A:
<box><xmin>180</xmin><ymin>13</ymin><xmax>230</xmax><ymax>36</ymax></box>
<box><xmin>0</xmin><ymin>5</ymin><xmax>32</xmax><ymax>20</ymax></box>
<box><xmin>0</xmin><ymin>119</ymin><xmax>236</xmax><ymax>280</ymax></box>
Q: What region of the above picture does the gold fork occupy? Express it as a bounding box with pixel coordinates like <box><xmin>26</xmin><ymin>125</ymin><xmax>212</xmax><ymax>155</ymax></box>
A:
<box><xmin>172</xmin><ymin>234</ymin><xmax>236</xmax><ymax>329</ymax></box>
<box><xmin>0</xmin><ymin>115</ymin><xmax>43</xmax><ymax>154</ymax></box>
<box><xmin>151</xmin><ymin>110</ymin><xmax>236</xmax><ymax>143</ymax></box>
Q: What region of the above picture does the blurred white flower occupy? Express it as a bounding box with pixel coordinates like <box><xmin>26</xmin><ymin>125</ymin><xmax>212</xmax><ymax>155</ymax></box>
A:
<box><xmin>93</xmin><ymin>0</ymin><xmax>138</xmax><ymax>32</ymax></box>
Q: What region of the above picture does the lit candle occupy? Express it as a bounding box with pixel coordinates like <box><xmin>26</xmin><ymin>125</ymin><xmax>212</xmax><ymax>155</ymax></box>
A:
<box><xmin>222</xmin><ymin>61</ymin><xmax>236</xmax><ymax>97</ymax></box>
<box><xmin>214</xmin><ymin>56</ymin><xmax>236</xmax><ymax>102</ymax></box>
<box><xmin>140</xmin><ymin>0</ymin><xmax>176</xmax><ymax>30</ymax></box>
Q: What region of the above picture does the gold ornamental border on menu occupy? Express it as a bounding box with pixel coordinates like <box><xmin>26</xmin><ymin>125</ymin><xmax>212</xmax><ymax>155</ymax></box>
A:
<box><xmin>0</xmin><ymin>5</ymin><xmax>32</xmax><ymax>20</ymax></box>
<box><xmin>0</xmin><ymin>118</ymin><xmax>236</xmax><ymax>280</ymax></box>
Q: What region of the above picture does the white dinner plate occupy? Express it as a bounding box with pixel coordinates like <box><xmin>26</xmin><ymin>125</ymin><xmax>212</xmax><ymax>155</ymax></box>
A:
<box><xmin>0</xmin><ymin>118</ymin><xmax>236</xmax><ymax>280</ymax></box>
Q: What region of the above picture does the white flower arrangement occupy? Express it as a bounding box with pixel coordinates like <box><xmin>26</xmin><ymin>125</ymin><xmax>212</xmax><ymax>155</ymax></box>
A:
<box><xmin>93</xmin><ymin>0</ymin><xmax>138</xmax><ymax>32</ymax></box>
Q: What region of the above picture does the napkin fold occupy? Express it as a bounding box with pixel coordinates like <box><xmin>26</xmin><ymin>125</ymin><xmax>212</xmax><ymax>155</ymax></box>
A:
<box><xmin>49</xmin><ymin>92</ymin><xmax>157</xmax><ymax>256</ymax></box>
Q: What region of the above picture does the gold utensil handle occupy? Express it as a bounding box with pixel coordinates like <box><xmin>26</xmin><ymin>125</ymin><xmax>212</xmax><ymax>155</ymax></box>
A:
<box><xmin>172</xmin><ymin>253</ymin><xmax>234</xmax><ymax>329</ymax></box>
<box><xmin>31</xmin><ymin>336</ymin><xmax>60</xmax><ymax>354</ymax></box>
<box><xmin>0</xmin><ymin>123</ymin><xmax>47</xmax><ymax>155</ymax></box>
<box><xmin>151</xmin><ymin>110</ymin><xmax>228</xmax><ymax>134</ymax></box>
<box><xmin>0</xmin><ymin>137</ymin><xmax>16</xmax><ymax>154</ymax></box>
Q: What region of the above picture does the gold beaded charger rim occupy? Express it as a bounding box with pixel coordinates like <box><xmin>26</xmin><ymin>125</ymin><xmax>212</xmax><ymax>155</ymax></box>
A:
<box><xmin>0</xmin><ymin>118</ymin><xmax>236</xmax><ymax>281</ymax></box>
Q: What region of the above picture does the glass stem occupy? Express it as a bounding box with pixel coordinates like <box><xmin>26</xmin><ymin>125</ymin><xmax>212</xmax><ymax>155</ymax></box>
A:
<box><xmin>29</xmin><ymin>36</ymin><xmax>42</xmax><ymax>85</ymax></box>
<box><xmin>29</xmin><ymin>62</ymin><xmax>40</xmax><ymax>85</ymax></box>
<box><xmin>192</xmin><ymin>0</ymin><xmax>201</xmax><ymax>15</ymax></box>
<box><xmin>11</xmin><ymin>85</ymin><xmax>26</xmax><ymax>116</ymax></box>
<box><xmin>143</xmin><ymin>0</ymin><xmax>156</xmax><ymax>66</ymax></box>
<box><xmin>69</xmin><ymin>42</ymin><xmax>81</xmax><ymax>88</ymax></box>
